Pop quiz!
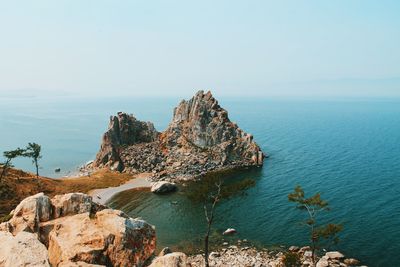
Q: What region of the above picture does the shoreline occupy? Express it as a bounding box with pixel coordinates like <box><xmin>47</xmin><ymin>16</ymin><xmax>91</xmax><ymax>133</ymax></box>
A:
<box><xmin>88</xmin><ymin>172</ymin><xmax>152</xmax><ymax>205</ymax></box>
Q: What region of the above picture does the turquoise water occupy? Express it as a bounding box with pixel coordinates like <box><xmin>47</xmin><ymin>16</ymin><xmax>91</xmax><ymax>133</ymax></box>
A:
<box><xmin>1</xmin><ymin>95</ymin><xmax>399</xmax><ymax>266</ymax></box>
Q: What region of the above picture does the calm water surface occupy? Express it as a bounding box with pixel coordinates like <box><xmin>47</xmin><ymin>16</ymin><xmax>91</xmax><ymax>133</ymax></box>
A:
<box><xmin>1</xmin><ymin>95</ymin><xmax>399</xmax><ymax>266</ymax></box>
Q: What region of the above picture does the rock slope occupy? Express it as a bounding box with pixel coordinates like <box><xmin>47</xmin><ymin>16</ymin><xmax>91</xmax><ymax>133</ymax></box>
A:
<box><xmin>93</xmin><ymin>91</ymin><xmax>264</xmax><ymax>180</ymax></box>
<box><xmin>0</xmin><ymin>193</ymin><xmax>156</xmax><ymax>266</ymax></box>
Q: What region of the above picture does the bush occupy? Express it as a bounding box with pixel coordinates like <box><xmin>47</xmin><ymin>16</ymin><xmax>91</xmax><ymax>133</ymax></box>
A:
<box><xmin>283</xmin><ymin>251</ymin><xmax>301</xmax><ymax>267</ymax></box>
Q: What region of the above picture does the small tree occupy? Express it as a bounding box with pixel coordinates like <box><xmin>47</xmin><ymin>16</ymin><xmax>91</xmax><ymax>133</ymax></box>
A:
<box><xmin>24</xmin><ymin>143</ymin><xmax>42</xmax><ymax>178</ymax></box>
<box><xmin>203</xmin><ymin>180</ymin><xmax>222</xmax><ymax>267</ymax></box>
<box><xmin>0</xmin><ymin>148</ymin><xmax>26</xmax><ymax>181</ymax></box>
<box><xmin>288</xmin><ymin>185</ymin><xmax>343</xmax><ymax>264</ymax></box>
<box><xmin>188</xmin><ymin>175</ymin><xmax>255</xmax><ymax>267</ymax></box>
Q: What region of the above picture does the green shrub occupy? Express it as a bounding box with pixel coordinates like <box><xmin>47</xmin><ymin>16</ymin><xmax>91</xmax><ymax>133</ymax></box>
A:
<box><xmin>283</xmin><ymin>251</ymin><xmax>301</xmax><ymax>267</ymax></box>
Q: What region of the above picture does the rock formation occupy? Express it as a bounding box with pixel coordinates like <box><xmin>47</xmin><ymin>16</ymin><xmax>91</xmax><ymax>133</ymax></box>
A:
<box><xmin>94</xmin><ymin>112</ymin><xmax>159</xmax><ymax>172</ymax></box>
<box><xmin>0</xmin><ymin>193</ymin><xmax>156</xmax><ymax>267</ymax></box>
<box><xmin>93</xmin><ymin>91</ymin><xmax>264</xmax><ymax>180</ymax></box>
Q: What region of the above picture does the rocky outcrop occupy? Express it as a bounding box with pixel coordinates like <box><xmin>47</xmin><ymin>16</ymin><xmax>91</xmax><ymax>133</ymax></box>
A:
<box><xmin>94</xmin><ymin>112</ymin><xmax>159</xmax><ymax>171</ymax></box>
<box><xmin>0</xmin><ymin>193</ymin><xmax>156</xmax><ymax>267</ymax></box>
<box><xmin>93</xmin><ymin>91</ymin><xmax>264</xmax><ymax>181</ymax></box>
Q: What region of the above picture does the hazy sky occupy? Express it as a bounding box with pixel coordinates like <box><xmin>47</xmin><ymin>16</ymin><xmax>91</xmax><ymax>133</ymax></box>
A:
<box><xmin>0</xmin><ymin>1</ymin><xmax>399</xmax><ymax>98</ymax></box>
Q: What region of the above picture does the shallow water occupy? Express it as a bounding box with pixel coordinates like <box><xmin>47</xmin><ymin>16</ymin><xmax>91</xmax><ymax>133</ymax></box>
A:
<box><xmin>1</xmin><ymin>95</ymin><xmax>399</xmax><ymax>266</ymax></box>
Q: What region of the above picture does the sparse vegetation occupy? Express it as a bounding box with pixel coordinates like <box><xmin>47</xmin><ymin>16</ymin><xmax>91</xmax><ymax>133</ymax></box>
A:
<box><xmin>0</xmin><ymin>167</ymin><xmax>135</xmax><ymax>217</ymax></box>
<box><xmin>0</xmin><ymin>147</ymin><xmax>26</xmax><ymax>182</ymax></box>
<box><xmin>288</xmin><ymin>185</ymin><xmax>343</xmax><ymax>264</ymax></box>
<box><xmin>187</xmin><ymin>174</ymin><xmax>256</xmax><ymax>267</ymax></box>
<box><xmin>282</xmin><ymin>251</ymin><xmax>302</xmax><ymax>267</ymax></box>
<box><xmin>23</xmin><ymin>142</ymin><xmax>42</xmax><ymax>178</ymax></box>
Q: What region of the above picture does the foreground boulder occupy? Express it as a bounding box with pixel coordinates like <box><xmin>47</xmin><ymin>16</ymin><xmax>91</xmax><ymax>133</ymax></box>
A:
<box><xmin>93</xmin><ymin>90</ymin><xmax>265</xmax><ymax>181</ymax></box>
<box><xmin>151</xmin><ymin>181</ymin><xmax>177</xmax><ymax>194</ymax></box>
<box><xmin>0</xmin><ymin>193</ymin><xmax>156</xmax><ymax>267</ymax></box>
<box><xmin>0</xmin><ymin>231</ymin><xmax>50</xmax><ymax>267</ymax></box>
<box><xmin>149</xmin><ymin>252</ymin><xmax>188</xmax><ymax>267</ymax></box>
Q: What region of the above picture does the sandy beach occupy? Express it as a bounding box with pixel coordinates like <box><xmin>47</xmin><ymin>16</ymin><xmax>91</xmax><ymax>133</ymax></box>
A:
<box><xmin>89</xmin><ymin>173</ymin><xmax>152</xmax><ymax>205</ymax></box>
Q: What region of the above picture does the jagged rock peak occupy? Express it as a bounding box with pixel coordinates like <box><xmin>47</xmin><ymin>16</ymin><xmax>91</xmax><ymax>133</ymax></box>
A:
<box><xmin>93</xmin><ymin>90</ymin><xmax>265</xmax><ymax>179</ymax></box>
<box><xmin>163</xmin><ymin>90</ymin><xmax>264</xmax><ymax>166</ymax></box>
<box><xmin>94</xmin><ymin>112</ymin><xmax>159</xmax><ymax>169</ymax></box>
<box><xmin>167</xmin><ymin>90</ymin><xmax>237</xmax><ymax>148</ymax></box>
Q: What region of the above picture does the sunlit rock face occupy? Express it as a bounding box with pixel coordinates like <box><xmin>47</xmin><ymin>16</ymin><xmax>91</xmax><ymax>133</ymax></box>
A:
<box><xmin>94</xmin><ymin>112</ymin><xmax>159</xmax><ymax>170</ymax></box>
<box><xmin>94</xmin><ymin>90</ymin><xmax>265</xmax><ymax>180</ymax></box>
<box><xmin>0</xmin><ymin>193</ymin><xmax>156</xmax><ymax>267</ymax></box>
<box><xmin>163</xmin><ymin>90</ymin><xmax>264</xmax><ymax>165</ymax></box>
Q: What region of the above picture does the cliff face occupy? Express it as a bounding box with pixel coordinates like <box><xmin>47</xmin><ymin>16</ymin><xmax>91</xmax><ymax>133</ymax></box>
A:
<box><xmin>94</xmin><ymin>90</ymin><xmax>264</xmax><ymax>180</ymax></box>
<box><xmin>94</xmin><ymin>112</ymin><xmax>159</xmax><ymax>171</ymax></box>
<box><xmin>163</xmin><ymin>90</ymin><xmax>263</xmax><ymax>165</ymax></box>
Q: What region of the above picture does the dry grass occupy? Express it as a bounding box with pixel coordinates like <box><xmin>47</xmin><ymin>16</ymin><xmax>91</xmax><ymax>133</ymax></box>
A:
<box><xmin>0</xmin><ymin>167</ymin><xmax>135</xmax><ymax>217</ymax></box>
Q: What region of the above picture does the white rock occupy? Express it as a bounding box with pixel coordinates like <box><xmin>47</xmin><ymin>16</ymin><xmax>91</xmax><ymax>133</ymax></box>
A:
<box><xmin>223</xmin><ymin>228</ymin><xmax>237</xmax><ymax>235</ymax></box>
<box><xmin>326</xmin><ymin>251</ymin><xmax>345</xmax><ymax>259</ymax></box>
<box><xmin>149</xmin><ymin>252</ymin><xmax>188</xmax><ymax>267</ymax></box>
<box><xmin>8</xmin><ymin>192</ymin><xmax>52</xmax><ymax>234</ymax></box>
<box><xmin>304</xmin><ymin>250</ymin><xmax>313</xmax><ymax>258</ymax></box>
<box><xmin>151</xmin><ymin>181</ymin><xmax>177</xmax><ymax>194</ymax></box>
<box><xmin>51</xmin><ymin>193</ymin><xmax>99</xmax><ymax>218</ymax></box>
<box><xmin>316</xmin><ymin>258</ymin><xmax>329</xmax><ymax>267</ymax></box>
<box><xmin>0</xmin><ymin>231</ymin><xmax>50</xmax><ymax>267</ymax></box>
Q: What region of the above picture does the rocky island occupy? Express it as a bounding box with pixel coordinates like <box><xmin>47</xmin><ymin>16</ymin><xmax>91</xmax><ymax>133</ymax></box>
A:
<box><xmin>93</xmin><ymin>90</ymin><xmax>264</xmax><ymax>181</ymax></box>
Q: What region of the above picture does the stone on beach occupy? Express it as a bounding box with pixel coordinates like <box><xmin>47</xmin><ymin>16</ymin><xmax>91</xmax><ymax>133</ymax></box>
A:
<box><xmin>223</xmin><ymin>228</ymin><xmax>237</xmax><ymax>235</ymax></box>
<box><xmin>151</xmin><ymin>181</ymin><xmax>178</xmax><ymax>194</ymax></box>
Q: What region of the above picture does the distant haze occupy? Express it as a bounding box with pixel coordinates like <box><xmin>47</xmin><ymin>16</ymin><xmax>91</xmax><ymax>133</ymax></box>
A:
<box><xmin>0</xmin><ymin>1</ymin><xmax>399</xmax><ymax>98</ymax></box>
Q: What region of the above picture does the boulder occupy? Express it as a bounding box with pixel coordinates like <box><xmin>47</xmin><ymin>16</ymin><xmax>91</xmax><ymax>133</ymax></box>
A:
<box><xmin>59</xmin><ymin>262</ymin><xmax>105</xmax><ymax>267</ymax></box>
<box><xmin>223</xmin><ymin>228</ymin><xmax>237</xmax><ymax>235</ymax></box>
<box><xmin>42</xmin><ymin>209</ymin><xmax>156</xmax><ymax>266</ymax></box>
<box><xmin>0</xmin><ymin>193</ymin><xmax>156</xmax><ymax>267</ymax></box>
<box><xmin>0</xmin><ymin>231</ymin><xmax>50</xmax><ymax>267</ymax></box>
<box><xmin>316</xmin><ymin>258</ymin><xmax>329</xmax><ymax>267</ymax></box>
<box><xmin>344</xmin><ymin>258</ymin><xmax>360</xmax><ymax>266</ymax></box>
<box><xmin>51</xmin><ymin>193</ymin><xmax>103</xmax><ymax>218</ymax></box>
<box><xmin>325</xmin><ymin>251</ymin><xmax>345</xmax><ymax>259</ymax></box>
<box><xmin>149</xmin><ymin>252</ymin><xmax>188</xmax><ymax>267</ymax></box>
<box><xmin>7</xmin><ymin>192</ymin><xmax>51</xmax><ymax>234</ymax></box>
<box><xmin>151</xmin><ymin>181</ymin><xmax>178</xmax><ymax>194</ymax></box>
<box><xmin>159</xmin><ymin>247</ymin><xmax>173</xmax><ymax>256</ymax></box>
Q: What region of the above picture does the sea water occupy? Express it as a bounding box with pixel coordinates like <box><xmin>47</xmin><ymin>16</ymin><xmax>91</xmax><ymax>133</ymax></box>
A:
<box><xmin>1</xmin><ymin>95</ymin><xmax>399</xmax><ymax>266</ymax></box>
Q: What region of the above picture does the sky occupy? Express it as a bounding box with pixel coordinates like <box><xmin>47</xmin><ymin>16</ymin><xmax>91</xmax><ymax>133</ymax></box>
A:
<box><xmin>0</xmin><ymin>0</ymin><xmax>399</xmax><ymax>98</ymax></box>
